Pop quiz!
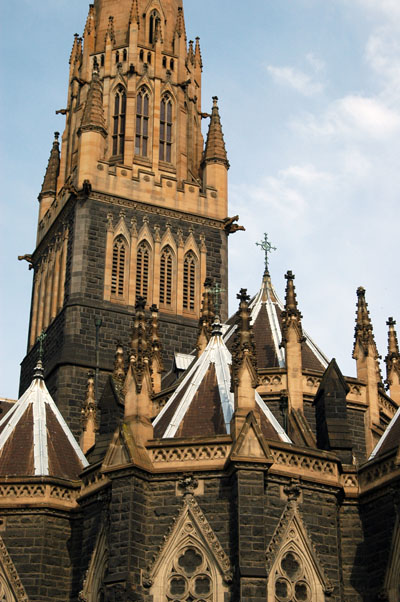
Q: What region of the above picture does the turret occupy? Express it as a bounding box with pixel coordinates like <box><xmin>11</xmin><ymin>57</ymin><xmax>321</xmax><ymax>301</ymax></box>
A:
<box><xmin>124</xmin><ymin>297</ymin><xmax>154</xmax><ymax>444</ymax></box>
<box><xmin>352</xmin><ymin>287</ymin><xmax>383</xmax><ymax>454</ymax></box>
<box><xmin>202</xmin><ymin>97</ymin><xmax>229</xmax><ymax>201</ymax></box>
<box><xmin>230</xmin><ymin>289</ymin><xmax>259</xmax><ymax>439</ymax></box>
<box><xmin>281</xmin><ymin>271</ymin><xmax>304</xmax><ymax>413</ymax></box>
<box><xmin>385</xmin><ymin>317</ymin><xmax>400</xmax><ymax>404</ymax></box>
<box><xmin>38</xmin><ymin>132</ymin><xmax>60</xmax><ymax>223</ymax></box>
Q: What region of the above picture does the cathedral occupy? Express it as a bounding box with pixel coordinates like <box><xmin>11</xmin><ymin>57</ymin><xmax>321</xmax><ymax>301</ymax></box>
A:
<box><xmin>1</xmin><ymin>1</ymin><xmax>399</xmax><ymax>600</ymax></box>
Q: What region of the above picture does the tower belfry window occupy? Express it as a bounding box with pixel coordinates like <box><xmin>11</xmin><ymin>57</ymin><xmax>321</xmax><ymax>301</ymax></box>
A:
<box><xmin>112</xmin><ymin>87</ymin><xmax>126</xmax><ymax>157</ymax></box>
<box><xmin>136</xmin><ymin>241</ymin><xmax>150</xmax><ymax>301</ymax></box>
<box><xmin>160</xmin><ymin>246</ymin><xmax>173</xmax><ymax>307</ymax></box>
<box><xmin>149</xmin><ymin>10</ymin><xmax>161</xmax><ymax>44</ymax></box>
<box><xmin>111</xmin><ymin>236</ymin><xmax>127</xmax><ymax>298</ymax></box>
<box><xmin>183</xmin><ymin>252</ymin><xmax>196</xmax><ymax>311</ymax></box>
<box><xmin>135</xmin><ymin>87</ymin><xmax>150</xmax><ymax>157</ymax></box>
<box><xmin>159</xmin><ymin>95</ymin><xmax>173</xmax><ymax>163</ymax></box>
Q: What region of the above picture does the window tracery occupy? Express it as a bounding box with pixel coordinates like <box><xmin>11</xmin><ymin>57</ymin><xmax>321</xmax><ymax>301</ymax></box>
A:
<box><xmin>183</xmin><ymin>252</ymin><xmax>196</xmax><ymax>312</ymax></box>
<box><xmin>112</xmin><ymin>86</ymin><xmax>126</xmax><ymax>157</ymax></box>
<box><xmin>135</xmin><ymin>87</ymin><xmax>150</xmax><ymax>157</ymax></box>
<box><xmin>272</xmin><ymin>549</ymin><xmax>314</xmax><ymax>602</ymax></box>
<box><xmin>160</xmin><ymin>95</ymin><xmax>173</xmax><ymax>163</ymax></box>
<box><xmin>111</xmin><ymin>236</ymin><xmax>127</xmax><ymax>298</ymax></box>
<box><xmin>0</xmin><ymin>575</ymin><xmax>15</xmax><ymax>602</ymax></box>
<box><xmin>149</xmin><ymin>10</ymin><xmax>161</xmax><ymax>44</ymax></box>
<box><xmin>166</xmin><ymin>546</ymin><xmax>213</xmax><ymax>602</ymax></box>
<box><xmin>160</xmin><ymin>246</ymin><xmax>174</xmax><ymax>307</ymax></box>
<box><xmin>136</xmin><ymin>241</ymin><xmax>151</xmax><ymax>301</ymax></box>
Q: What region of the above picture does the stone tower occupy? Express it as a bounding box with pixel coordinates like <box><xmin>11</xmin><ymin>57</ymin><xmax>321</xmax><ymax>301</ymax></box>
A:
<box><xmin>20</xmin><ymin>0</ymin><xmax>231</xmax><ymax>435</ymax></box>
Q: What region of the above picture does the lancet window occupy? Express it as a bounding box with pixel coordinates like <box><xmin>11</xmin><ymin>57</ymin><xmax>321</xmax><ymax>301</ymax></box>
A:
<box><xmin>111</xmin><ymin>236</ymin><xmax>127</xmax><ymax>298</ymax></box>
<box><xmin>166</xmin><ymin>546</ymin><xmax>214</xmax><ymax>602</ymax></box>
<box><xmin>149</xmin><ymin>10</ymin><xmax>161</xmax><ymax>44</ymax></box>
<box><xmin>136</xmin><ymin>241</ymin><xmax>151</xmax><ymax>301</ymax></box>
<box><xmin>112</xmin><ymin>86</ymin><xmax>126</xmax><ymax>157</ymax></box>
<box><xmin>183</xmin><ymin>252</ymin><xmax>197</xmax><ymax>312</ymax></box>
<box><xmin>135</xmin><ymin>87</ymin><xmax>150</xmax><ymax>157</ymax></box>
<box><xmin>159</xmin><ymin>95</ymin><xmax>173</xmax><ymax>163</ymax></box>
<box><xmin>159</xmin><ymin>246</ymin><xmax>174</xmax><ymax>307</ymax></box>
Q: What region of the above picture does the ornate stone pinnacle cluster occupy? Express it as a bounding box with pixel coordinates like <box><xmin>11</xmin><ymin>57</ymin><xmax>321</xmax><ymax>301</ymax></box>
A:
<box><xmin>197</xmin><ymin>278</ymin><xmax>215</xmax><ymax>353</ymax></box>
<box><xmin>81</xmin><ymin>372</ymin><xmax>99</xmax><ymax>432</ymax></box>
<box><xmin>281</xmin><ymin>271</ymin><xmax>304</xmax><ymax>344</ymax></box>
<box><xmin>231</xmin><ymin>288</ymin><xmax>258</xmax><ymax>390</ymax></box>
<box><xmin>353</xmin><ymin>287</ymin><xmax>378</xmax><ymax>357</ymax></box>
<box><xmin>385</xmin><ymin>317</ymin><xmax>400</xmax><ymax>381</ymax></box>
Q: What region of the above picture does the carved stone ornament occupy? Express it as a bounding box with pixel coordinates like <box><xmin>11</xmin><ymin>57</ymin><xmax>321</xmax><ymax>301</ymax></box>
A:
<box><xmin>142</xmin><ymin>493</ymin><xmax>233</xmax><ymax>588</ymax></box>
<box><xmin>177</xmin><ymin>474</ymin><xmax>199</xmax><ymax>493</ymax></box>
<box><xmin>0</xmin><ymin>536</ymin><xmax>29</xmax><ymax>601</ymax></box>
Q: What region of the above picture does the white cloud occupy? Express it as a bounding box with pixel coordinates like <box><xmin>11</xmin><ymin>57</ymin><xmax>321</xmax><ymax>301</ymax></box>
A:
<box><xmin>350</xmin><ymin>0</ymin><xmax>400</xmax><ymax>19</ymax></box>
<box><xmin>306</xmin><ymin>52</ymin><xmax>325</xmax><ymax>73</ymax></box>
<box><xmin>279</xmin><ymin>164</ymin><xmax>332</xmax><ymax>185</ymax></box>
<box><xmin>266</xmin><ymin>65</ymin><xmax>324</xmax><ymax>96</ymax></box>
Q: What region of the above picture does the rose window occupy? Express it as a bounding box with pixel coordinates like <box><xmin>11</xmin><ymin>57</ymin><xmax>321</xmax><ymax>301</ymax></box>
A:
<box><xmin>274</xmin><ymin>551</ymin><xmax>311</xmax><ymax>602</ymax></box>
<box><xmin>166</xmin><ymin>546</ymin><xmax>213</xmax><ymax>601</ymax></box>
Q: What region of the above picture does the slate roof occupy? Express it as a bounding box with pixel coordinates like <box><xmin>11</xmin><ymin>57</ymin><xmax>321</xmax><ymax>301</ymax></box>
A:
<box><xmin>153</xmin><ymin>321</ymin><xmax>292</xmax><ymax>443</ymax></box>
<box><xmin>224</xmin><ymin>275</ymin><xmax>329</xmax><ymax>372</ymax></box>
<box><xmin>369</xmin><ymin>406</ymin><xmax>400</xmax><ymax>460</ymax></box>
<box><xmin>0</xmin><ymin>363</ymin><xmax>89</xmax><ymax>479</ymax></box>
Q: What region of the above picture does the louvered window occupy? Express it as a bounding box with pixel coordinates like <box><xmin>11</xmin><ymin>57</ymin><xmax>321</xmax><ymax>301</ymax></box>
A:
<box><xmin>160</xmin><ymin>246</ymin><xmax>173</xmax><ymax>307</ymax></box>
<box><xmin>183</xmin><ymin>252</ymin><xmax>196</xmax><ymax>311</ymax></box>
<box><xmin>135</xmin><ymin>87</ymin><xmax>150</xmax><ymax>157</ymax></box>
<box><xmin>149</xmin><ymin>10</ymin><xmax>161</xmax><ymax>44</ymax></box>
<box><xmin>112</xmin><ymin>87</ymin><xmax>126</xmax><ymax>157</ymax></box>
<box><xmin>159</xmin><ymin>95</ymin><xmax>173</xmax><ymax>163</ymax></box>
<box><xmin>136</xmin><ymin>242</ymin><xmax>150</xmax><ymax>301</ymax></box>
<box><xmin>111</xmin><ymin>236</ymin><xmax>126</xmax><ymax>298</ymax></box>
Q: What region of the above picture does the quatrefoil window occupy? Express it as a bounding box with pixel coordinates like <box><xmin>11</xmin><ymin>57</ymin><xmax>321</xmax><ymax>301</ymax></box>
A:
<box><xmin>275</xmin><ymin>551</ymin><xmax>312</xmax><ymax>602</ymax></box>
<box><xmin>167</xmin><ymin>546</ymin><xmax>213</xmax><ymax>601</ymax></box>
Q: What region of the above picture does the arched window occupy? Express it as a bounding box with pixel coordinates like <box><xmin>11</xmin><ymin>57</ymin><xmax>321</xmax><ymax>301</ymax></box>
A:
<box><xmin>135</xmin><ymin>87</ymin><xmax>150</xmax><ymax>157</ymax></box>
<box><xmin>162</xmin><ymin>56</ymin><xmax>167</xmax><ymax>68</ymax></box>
<box><xmin>115</xmin><ymin>50</ymin><xmax>119</xmax><ymax>64</ymax></box>
<box><xmin>147</xmin><ymin>52</ymin><xmax>152</xmax><ymax>65</ymax></box>
<box><xmin>111</xmin><ymin>236</ymin><xmax>127</xmax><ymax>298</ymax></box>
<box><xmin>170</xmin><ymin>58</ymin><xmax>174</xmax><ymax>71</ymax></box>
<box><xmin>123</xmin><ymin>49</ymin><xmax>127</xmax><ymax>62</ymax></box>
<box><xmin>160</xmin><ymin>246</ymin><xmax>174</xmax><ymax>307</ymax></box>
<box><xmin>112</xmin><ymin>87</ymin><xmax>126</xmax><ymax>157</ymax></box>
<box><xmin>139</xmin><ymin>49</ymin><xmax>144</xmax><ymax>61</ymax></box>
<box><xmin>271</xmin><ymin>548</ymin><xmax>323</xmax><ymax>602</ymax></box>
<box><xmin>165</xmin><ymin>546</ymin><xmax>214</xmax><ymax>601</ymax></box>
<box><xmin>183</xmin><ymin>252</ymin><xmax>197</xmax><ymax>312</ymax></box>
<box><xmin>101</xmin><ymin>54</ymin><xmax>104</xmax><ymax>67</ymax></box>
<box><xmin>136</xmin><ymin>241</ymin><xmax>151</xmax><ymax>301</ymax></box>
<box><xmin>159</xmin><ymin>94</ymin><xmax>173</xmax><ymax>163</ymax></box>
<box><xmin>149</xmin><ymin>10</ymin><xmax>161</xmax><ymax>44</ymax></box>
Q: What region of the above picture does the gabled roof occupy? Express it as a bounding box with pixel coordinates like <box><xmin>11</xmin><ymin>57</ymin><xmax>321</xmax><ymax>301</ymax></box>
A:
<box><xmin>224</xmin><ymin>275</ymin><xmax>329</xmax><ymax>372</ymax></box>
<box><xmin>153</xmin><ymin>322</ymin><xmax>291</xmax><ymax>443</ymax></box>
<box><xmin>369</xmin><ymin>406</ymin><xmax>400</xmax><ymax>460</ymax></box>
<box><xmin>0</xmin><ymin>364</ymin><xmax>88</xmax><ymax>479</ymax></box>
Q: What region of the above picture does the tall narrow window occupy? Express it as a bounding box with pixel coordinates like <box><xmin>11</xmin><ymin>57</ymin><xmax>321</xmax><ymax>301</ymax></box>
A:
<box><xmin>160</xmin><ymin>95</ymin><xmax>173</xmax><ymax>163</ymax></box>
<box><xmin>136</xmin><ymin>242</ymin><xmax>150</xmax><ymax>301</ymax></box>
<box><xmin>149</xmin><ymin>10</ymin><xmax>161</xmax><ymax>44</ymax></box>
<box><xmin>183</xmin><ymin>252</ymin><xmax>196</xmax><ymax>311</ymax></box>
<box><xmin>135</xmin><ymin>87</ymin><xmax>150</xmax><ymax>157</ymax></box>
<box><xmin>111</xmin><ymin>236</ymin><xmax>127</xmax><ymax>298</ymax></box>
<box><xmin>160</xmin><ymin>246</ymin><xmax>173</xmax><ymax>307</ymax></box>
<box><xmin>112</xmin><ymin>87</ymin><xmax>126</xmax><ymax>157</ymax></box>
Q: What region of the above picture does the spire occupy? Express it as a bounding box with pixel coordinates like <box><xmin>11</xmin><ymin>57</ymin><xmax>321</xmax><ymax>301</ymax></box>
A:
<box><xmin>197</xmin><ymin>278</ymin><xmax>215</xmax><ymax>356</ymax></box>
<box><xmin>175</xmin><ymin>6</ymin><xmax>186</xmax><ymax>38</ymax></box>
<box><xmin>80</xmin><ymin>372</ymin><xmax>99</xmax><ymax>454</ymax></box>
<box><xmin>385</xmin><ymin>317</ymin><xmax>400</xmax><ymax>403</ymax></box>
<box><xmin>353</xmin><ymin>287</ymin><xmax>378</xmax><ymax>357</ymax></box>
<box><xmin>39</xmin><ymin>132</ymin><xmax>60</xmax><ymax>200</ymax></box>
<box><xmin>194</xmin><ymin>37</ymin><xmax>203</xmax><ymax>70</ymax></box>
<box><xmin>281</xmin><ymin>271</ymin><xmax>303</xmax><ymax>343</ymax></box>
<box><xmin>149</xmin><ymin>304</ymin><xmax>164</xmax><ymax>393</ymax></box>
<box><xmin>202</xmin><ymin>97</ymin><xmax>229</xmax><ymax>168</ymax></box>
<box><xmin>69</xmin><ymin>33</ymin><xmax>82</xmax><ymax>66</ymax></box>
<box><xmin>129</xmin><ymin>0</ymin><xmax>140</xmax><ymax>27</ymax></box>
<box><xmin>79</xmin><ymin>67</ymin><xmax>107</xmax><ymax>135</ymax></box>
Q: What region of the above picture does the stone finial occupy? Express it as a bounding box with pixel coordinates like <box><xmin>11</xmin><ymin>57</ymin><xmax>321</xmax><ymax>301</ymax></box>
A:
<box><xmin>385</xmin><ymin>317</ymin><xmax>400</xmax><ymax>401</ymax></box>
<box><xmin>69</xmin><ymin>33</ymin><xmax>82</xmax><ymax>65</ymax></box>
<box><xmin>281</xmin><ymin>271</ymin><xmax>304</xmax><ymax>344</ymax></box>
<box><xmin>129</xmin><ymin>297</ymin><xmax>151</xmax><ymax>395</ymax></box>
<box><xmin>231</xmin><ymin>288</ymin><xmax>258</xmax><ymax>391</ymax></box>
<box><xmin>129</xmin><ymin>0</ymin><xmax>140</xmax><ymax>27</ymax></box>
<box><xmin>105</xmin><ymin>16</ymin><xmax>115</xmax><ymax>45</ymax></box>
<box><xmin>197</xmin><ymin>278</ymin><xmax>215</xmax><ymax>356</ymax></box>
<box><xmin>83</xmin><ymin>4</ymin><xmax>95</xmax><ymax>37</ymax></box>
<box><xmin>149</xmin><ymin>304</ymin><xmax>164</xmax><ymax>393</ymax></box>
<box><xmin>194</xmin><ymin>37</ymin><xmax>203</xmax><ymax>70</ymax></box>
<box><xmin>175</xmin><ymin>6</ymin><xmax>186</xmax><ymax>38</ymax></box>
<box><xmin>202</xmin><ymin>97</ymin><xmax>229</xmax><ymax>169</ymax></box>
<box><xmin>39</xmin><ymin>132</ymin><xmax>60</xmax><ymax>200</ymax></box>
<box><xmin>352</xmin><ymin>287</ymin><xmax>379</xmax><ymax>359</ymax></box>
<box><xmin>79</xmin><ymin>68</ymin><xmax>107</xmax><ymax>135</ymax></box>
<box><xmin>187</xmin><ymin>40</ymin><xmax>194</xmax><ymax>64</ymax></box>
<box><xmin>80</xmin><ymin>372</ymin><xmax>99</xmax><ymax>454</ymax></box>
<box><xmin>113</xmin><ymin>343</ymin><xmax>125</xmax><ymax>384</ymax></box>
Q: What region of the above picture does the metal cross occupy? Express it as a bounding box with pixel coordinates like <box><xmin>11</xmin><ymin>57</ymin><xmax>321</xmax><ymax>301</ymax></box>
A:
<box><xmin>256</xmin><ymin>233</ymin><xmax>277</xmax><ymax>275</ymax></box>
<box><xmin>37</xmin><ymin>332</ymin><xmax>47</xmax><ymax>362</ymax></box>
<box><xmin>210</xmin><ymin>282</ymin><xmax>226</xmax><ymax>317</ymax></box>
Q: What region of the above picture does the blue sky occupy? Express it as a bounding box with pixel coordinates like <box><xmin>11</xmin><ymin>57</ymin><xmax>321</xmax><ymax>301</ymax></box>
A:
<box><xmin>1</xmin><ymin>0</ymin><xmax>399</xmax><ymax>399</ymax></box>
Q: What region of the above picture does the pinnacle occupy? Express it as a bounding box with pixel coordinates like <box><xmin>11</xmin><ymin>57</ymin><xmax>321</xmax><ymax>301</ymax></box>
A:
<box><xmin>195</xmin><ymin>37</ymin><xmax>202</xmax><ymax>69</ymax></box>
<box><xmin>202</xmin><ymin>97</ymin><xmax>229</xmax><ymax>168</ymax></box>
<box><xmin>284</xmin><ymin>271</ymin><xmax>301</xmax><ymax>316</ymax></box>
<box><xmin>39</xmin><ymin>132</ymin><xmax>60</xmax><ymax>199</ymax></box>
<box><xmin>386</xmin><ymin>317</ymin><xmax>400</xmax><ymax>371</ymax></box>
<box><xmin>105</xmin><ymin>16</ymin><xmax>115</xmax><ymax>45</ymax></box>
<box><xmin>69</xmin><ymin>33</ymin><xmax>82</xmax><ymax>65</ymax></box>
<box><xmin>353</xmin><ymin>286</ymin><xmax>379</xmax><ymax>360</ymax></box>
<box><xmin>113</xmin><ymin>343</ymin><xmax>125</xmax><ymax>382</ymax></box>
<box><xmin>231</xmin><ymin>288</ymin><xmax>258</xmax><ymax>390</ymax></box>
<box><xmin>84</xmin><ymin>4</ymin><xmax>95</xmax><ymax>37</ymax></box>
<box><xmin>175</xmin><ymin>6</ymin><xmax>186</xmax><ymax>38</ymax></box>
<box><xmin>80</xmin><ymin>68</ymin><xmax>107</xmax><ymax>134</ymax></box>
<box><xmin>129</xmin><ymin>0</ymin><xmax>140</xmax><ymax>27</ymax></box>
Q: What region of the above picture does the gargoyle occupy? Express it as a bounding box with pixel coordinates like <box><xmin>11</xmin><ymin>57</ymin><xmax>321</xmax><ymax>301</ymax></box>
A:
<box><xmin>223</xmin><ymin>215</ymin><xmax>245</xmax><ymax>235</ymax></box>
<box><xmin>18</xmin><ymin>254</ymin><xmax>33</xmax><ymax>269</ymax></box>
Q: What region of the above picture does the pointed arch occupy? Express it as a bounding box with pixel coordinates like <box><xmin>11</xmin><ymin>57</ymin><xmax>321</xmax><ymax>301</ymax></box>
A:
<box><xmin>183</xmin><ymin>251</ymin><xmax>198</xmax><ymax>313</ymax></box>
<box><xmin>80</xmin><ymin>527</ymin><xmax>108</xmax><ymax>602</ymax></box>
<box><xmin>148</xmin><ymin>8</ymin><xmax>161</xmax><ymax>44</ymax></box>
<box><xmin>112</xmin><ymin>85</ymin><xmax>126</xmax><ymax>158</ymax></box>
<box><xmin>267</xmin><ymin>504</ymin><xmax>332</xmax><ymax>601</ymax></box>
<box><xmin>144</xmin><ymin>494</ymin><xmax>232</xmax><ymax>600</ymax></box>
<box><xmin>136</xmin><ymin>240</ymin><xmax>152</xmax><ymax>303</ymax></box>
<box><xmin>111</xmin><ymin>235</ymin><xmax>128</xmax><ymax>300</ymax></box>
<box><xmin>159</xmin><ymin>245</ymin><xmax>175</xmax><ymax>310</ymax></box>
<box><xmin>159</xmin><ymin>93</ymin><xmax>174</xmax><ymax>163</ymax></box>
<box><xmin>135</xmin><ymin>85</ymin><xmax>151</xmax><ymax>158</ymax></box>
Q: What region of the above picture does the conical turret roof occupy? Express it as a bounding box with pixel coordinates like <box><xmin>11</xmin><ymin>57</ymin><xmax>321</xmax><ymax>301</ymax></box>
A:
<box><xmin>224</xmin><ymin>273</ymin><xmax>328</xmax><ymax>372</ymax></box>
<box><xmin>202</xmin><ymin>97</ymin><xmax>229</xmax><ymax>168</ymax></box>
<box><xmin>153</xmin><ymin>319</ymin><xmax>291</xmax><ymax>442</ymax></box>
<box><xmin>0</xmin><ymin>363</ymin><xmax>88</xmax><ymax>479</ymax></box>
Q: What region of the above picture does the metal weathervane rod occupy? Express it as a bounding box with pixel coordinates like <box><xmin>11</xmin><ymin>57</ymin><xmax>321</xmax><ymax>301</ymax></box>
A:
<box><xmin>256</xmin><ymin>233</ymin><xmax>277</xmax><ymax>275</ymax></box>
<box><xmin>210</xmin><ymin>282</ymin><xmax>226</xmax><ymax>318</ymax></box>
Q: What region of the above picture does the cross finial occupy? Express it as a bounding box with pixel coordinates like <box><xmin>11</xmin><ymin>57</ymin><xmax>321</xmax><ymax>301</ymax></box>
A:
<box><xmin>210</xmin><ymin>282</ymin><xmax>225</xmax><ymax>317</ymax></box>
<box><xmin>256</xmin><ymin>233</ymin><xmax>277</xmax><ymax>275</ymax></box>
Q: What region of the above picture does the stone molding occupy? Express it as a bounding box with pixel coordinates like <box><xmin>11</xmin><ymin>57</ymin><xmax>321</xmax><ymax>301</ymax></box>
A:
<box><xmin>0</xmin><ymin>536</ymin><xmax>29</xmax><ymax>602</ymax></box>
<box><xmin>0</xmin><ymin>481</ymin><xmax>79</xmax><ymax>509</ymax></box>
